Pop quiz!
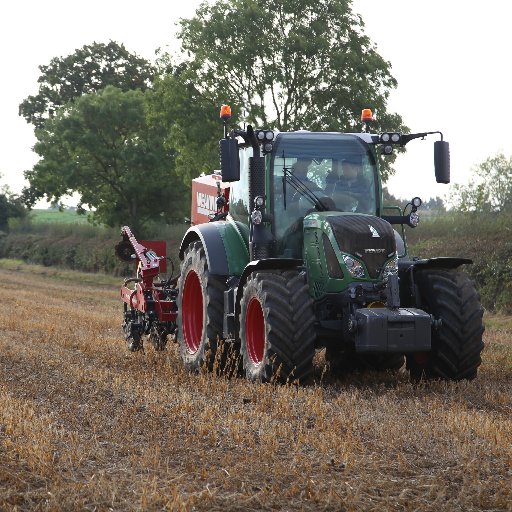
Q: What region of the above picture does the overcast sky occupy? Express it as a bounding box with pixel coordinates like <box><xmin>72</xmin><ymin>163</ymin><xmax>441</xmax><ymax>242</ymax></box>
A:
<box><xmin>1</xmin><ymin>0</ymin><xmax>510</xmax><ymax>206</ymax></box>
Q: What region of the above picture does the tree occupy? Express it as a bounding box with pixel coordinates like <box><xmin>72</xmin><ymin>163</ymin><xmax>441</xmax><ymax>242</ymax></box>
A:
<box><xmin>23</xmin><ymin>86</ymin><xmax>189</xmax><ymax>232</ymax></box>
<box><xmin>177</xmin><ymin>0</ymin><xmax>406</xmax><ymax>180</ymax></box>
<box><xmin>382</xmin><ymin>186</ymin><xmax>406</xmax><ymax>208</ymax></box>
<box><xmin>423</xmin><ymin>196</ymin><xmax>445</xmax><ymax>212</ymax></box>
<box><xmin>19</xmin><ymin>41</ymin><xmax>156</xmax><ymax>129</ymax></box>
<box><xmin>147</xmin><ymin>62</ymin><xmax>227</xmax><ymax>184</ymax></box>
<box><xmin>383</xmin><ymin>187</ymin><xmax>445</xmax><ymax>212</ymax></box>
<box><xmin>450</xmin><ymin>153</ymin><xmax>512</xmax><ymax>213</ymax></box>
<box><xmin>0</xmin><ymin>177</ymin><xmax>27</xmax><ymax>232</ymax></box>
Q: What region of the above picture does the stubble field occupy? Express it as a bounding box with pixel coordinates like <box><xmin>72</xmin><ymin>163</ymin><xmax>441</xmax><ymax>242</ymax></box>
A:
<box><xmin>0</xmin><ymin>264</ymin><xmax>511</xmax><ymax>511</ymax></box>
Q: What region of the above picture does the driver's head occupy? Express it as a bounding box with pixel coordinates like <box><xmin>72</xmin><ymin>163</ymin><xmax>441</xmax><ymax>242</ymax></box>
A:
<box><xmin>291</xmin><ymin>158</ymin><xmax>312</xmax><ymax>178</ymax></box>
<box><xmin>342</xmin><ymin>155</ymin><xmax>363</xmax><ymax>180</ymax></box>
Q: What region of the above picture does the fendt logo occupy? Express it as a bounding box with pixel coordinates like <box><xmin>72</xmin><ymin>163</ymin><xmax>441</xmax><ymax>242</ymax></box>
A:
<box><xmin>196</xmin><ymin>192</ymin><xmax>217</xmax><ymax>216</ymax></box>
<box><xmin>369</xmin><ymin>225</ymin><xmax>380</xmax><ymax>238</ymax></box>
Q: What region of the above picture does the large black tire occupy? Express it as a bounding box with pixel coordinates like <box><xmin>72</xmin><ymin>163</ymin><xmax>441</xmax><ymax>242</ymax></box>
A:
<box><xmin>177</xmin><ymin>241</ymin><xmax>225</xmax><ymax>372</ymax></box>
<box><xmin>239</xmin><ymin>270</ymin><xmax>315</xmax><ymax>384</ymax></box>
<box><xmin>406</xmin><ymin>268</ymin><xmax>485</xmax><ymax>380</ymax></box>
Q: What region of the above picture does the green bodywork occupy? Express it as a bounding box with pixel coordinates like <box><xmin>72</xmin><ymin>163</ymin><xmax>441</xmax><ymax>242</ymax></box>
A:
<box><xmin>180</xmin><ymin>217</ymin><xmax>250</xmax><ymax>277</ymax></box>
<box><xmin>222</xmin><ymin>218</ymin><xmax>250</xmax><ymax>275</ymax></box>
<box><xmin>303</xmin><ymin>212</ymin><xmax>397</xmax><ymax>299</ymax></box>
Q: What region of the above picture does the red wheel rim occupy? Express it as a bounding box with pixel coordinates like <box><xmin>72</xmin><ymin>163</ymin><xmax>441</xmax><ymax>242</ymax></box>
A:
<box><xmin>246</xmin><ymin>297</ymin><xmax>265</xmax><ymax>365</ymax></box>
<box><xmin>182</xmin><ymin>270</ymin><xmax>203</xmax><ymax>353</ymax></box>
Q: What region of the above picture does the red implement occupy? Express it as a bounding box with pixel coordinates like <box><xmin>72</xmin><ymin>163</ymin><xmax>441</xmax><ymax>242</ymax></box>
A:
<box><xmin>119</xmin><ymin>226</ymin><xmax>177</xmax><ymax>323</ymax></box>
<box><xmin>117</xmin><ymin>226</ymin><xmax>177</xmax><ymax>351</ymax></box>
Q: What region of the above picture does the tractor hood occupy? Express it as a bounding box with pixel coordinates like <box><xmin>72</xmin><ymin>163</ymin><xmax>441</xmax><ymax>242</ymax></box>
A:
<box><xmin>325</xmin><ymin>213</ymin><xmax>396</xmax><ymax>278</ymax></box>
<box><xmin>303</xmin><ymin>212</ymin><xmax>397</xmax><ymax>297</ymax></box>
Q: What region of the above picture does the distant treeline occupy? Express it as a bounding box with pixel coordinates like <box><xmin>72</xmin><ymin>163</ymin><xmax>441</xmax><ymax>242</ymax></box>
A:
<box><xmin>405</xmin><ymin>212</ymin><xmax>512</xmax><ymax>313</ymax></box>
<box><xmin>0</xmin><ymin>221</ymin><xmax>188</xmax><ymax>279</ymax></box>
<box><xmin>1</xmin><ymin>213</ymin><xmax>510</xmax><ymax>313</ymax></box>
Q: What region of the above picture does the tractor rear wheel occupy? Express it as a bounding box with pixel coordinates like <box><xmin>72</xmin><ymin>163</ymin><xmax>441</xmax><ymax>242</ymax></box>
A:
<box><xmin>406</xmin><ymin>268</ymin><xmax>484</xmax><ymax>380</ymax></box>
<box><xmin>239</xmin><ymin>270</ymin><xmax>315</xmax><ymax>384</ymax></box>
<box><xmin>177</xmin><ymin>241</ymin><xmax>225</xmax><ymax>372</ymax></box>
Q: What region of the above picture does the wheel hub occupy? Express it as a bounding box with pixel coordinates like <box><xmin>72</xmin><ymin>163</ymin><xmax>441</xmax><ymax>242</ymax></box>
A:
<box><xmin>182</xmin><ymin>270</ymin><xmax>203</xmax><ymax>353</ymax></box>
<box><xmin>246</xmin><ymin>297</ymin><xmax>265</xmax><ymax>365</ymax></box>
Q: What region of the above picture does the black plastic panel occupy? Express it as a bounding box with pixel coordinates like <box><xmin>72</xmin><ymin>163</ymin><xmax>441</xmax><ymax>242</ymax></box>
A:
<box><xmin>355</xmin><ymin>307</ymin><xmax>431</xmax><ymax>353</ymax></box>
<box><xmin>327</xmin><ymin>215</ymin><xmax>396</xmax><ymax>278</ymax></box>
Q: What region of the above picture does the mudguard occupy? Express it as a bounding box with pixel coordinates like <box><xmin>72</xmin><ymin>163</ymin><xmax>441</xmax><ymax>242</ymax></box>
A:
<box><xmin>179</xmin><ymin>218</ymin><xmax>250</xmax><ymax>276</ymax></box>
<box><xmin>398</xmin><ymin>257</ymin><xmax>473</xmax><ymax>307</ymax></box>
<box><xmin>399</xmin><ymin>256</ymin><xmax>472</xmax><ymax>273</ymax></box>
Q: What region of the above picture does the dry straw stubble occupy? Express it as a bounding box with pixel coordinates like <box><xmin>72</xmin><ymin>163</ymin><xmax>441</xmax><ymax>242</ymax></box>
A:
<box><xmin>0</xmin><ymin>267</ymin><xmax>511</xmax><ymax>511</ymax></box>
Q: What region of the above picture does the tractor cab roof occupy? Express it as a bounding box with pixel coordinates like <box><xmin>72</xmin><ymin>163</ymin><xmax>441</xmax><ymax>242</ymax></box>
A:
<box><xmin>272</xmin><ymin>131</ymin><xmax>375</xmax><ymax>163</ymax></box>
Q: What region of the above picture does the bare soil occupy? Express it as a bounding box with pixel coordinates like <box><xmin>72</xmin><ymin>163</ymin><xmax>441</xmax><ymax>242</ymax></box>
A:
<box><xmin>0</xmin><ymin>267</ymin><xmax>511</xmax><ymax>511</ymax></box>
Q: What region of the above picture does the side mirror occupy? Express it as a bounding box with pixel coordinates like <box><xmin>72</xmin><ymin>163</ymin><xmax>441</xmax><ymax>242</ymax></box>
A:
<box><xmin>219</xmin><ymin>138</ymin><xmax>240</xmax><ymax>182</ymax></box>
<box><xmin>434</xmin><ymin>140</ymin><xmax>450</xmax><ymax>184</ymax></box>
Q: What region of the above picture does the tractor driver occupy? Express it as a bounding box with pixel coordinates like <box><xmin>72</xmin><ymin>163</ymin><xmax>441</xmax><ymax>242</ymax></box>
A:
<box><xmin>290</xmin><ymin>158</ymin><xmax>314</xmax><ymax>184</ymax></box>
<box><xmin>290</xmin><ymin>158</ymin><xmax>332</xmax><ymax>204</ymax></box>
<box><xmin>325</xmin><ymin>155</ymin><xmax>371</xmax><ymax>212</ymax></box>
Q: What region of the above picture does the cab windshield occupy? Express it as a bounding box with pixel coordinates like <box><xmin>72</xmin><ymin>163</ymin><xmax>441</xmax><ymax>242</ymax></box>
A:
<box><xmin>271</xmin><ymin>133</ymin><xmax>378</xmax><ymax>252</ymax></box>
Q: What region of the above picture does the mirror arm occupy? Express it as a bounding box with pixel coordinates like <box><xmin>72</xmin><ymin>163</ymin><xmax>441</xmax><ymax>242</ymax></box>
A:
<box><xmin>400</xmin><ymin>131</ymin><xmax>444</xmax><ymax>146</ymax></box>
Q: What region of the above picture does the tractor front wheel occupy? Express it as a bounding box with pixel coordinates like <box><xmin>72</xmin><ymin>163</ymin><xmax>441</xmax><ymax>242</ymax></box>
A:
<box><xmin>239</xmin><ymin>270</ymin><xmax>315</xmax><ymax>384</ymax></box>
<box><xmin>406</xmin><ymin>268</ymin><xmax>484</xmax><ymax>380</ymax></box>
<box><xmin>177</xmin><ymin>241</ymin><xmax>225</xmax><ymax>372</ymax></box>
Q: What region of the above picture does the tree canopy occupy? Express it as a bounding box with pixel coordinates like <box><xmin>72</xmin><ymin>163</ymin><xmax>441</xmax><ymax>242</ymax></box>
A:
<box><xmin>177</xmin><ymin>0</ymin><xmax>405</xmax><ymax>179</ymax></box>
<box><xmin>23</xmin><ymin>86</ymin><xmax>188</xmax><ymax>232</ymax></box>
<box><xmin>147</xmin><ymin>62</ymin><xmax>225</xmax><ymax>184</ymax></box>
<box><xmin>19</xmin><ymin>0</ymin><xmax>409</xmax><ymax>228</ymax></box>
<box><xmin>0</xmin><ymin>178</ymin><xmax>27</xmax><ymax>232</ymax></box>
<box><xmin>19</xmin><ymin>41</ymin><xmax>156</xmax><ymax>129</ymax></box>
<box><xmin>450</xmin><ymin>153</ymin><xmax>512</xmax><ymax>213</ymax></box>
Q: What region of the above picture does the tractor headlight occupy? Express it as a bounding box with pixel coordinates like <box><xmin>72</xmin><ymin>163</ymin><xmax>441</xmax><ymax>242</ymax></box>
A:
<box><xmin>256</xmin><ymin>130</ymin><xmax>274</xmax><ymax>141</ymax></box>
<box><xmin>254</xmin><ymin>195</ymin><xmax>265</xmax><ymax>208</ymax></box>
<box><xmin>251</xmin><ymin>210</ymin><xmax>263</xmax><ymax>225</ymax></box>
<box><xmin>382</xmin><ymin>256</ymin><xmax>398</xmax><ymax>281</ymax></box>
<box><xmin>343</xmin><ymin>255</ymin><xmax>366</xmax><ymax>279</ymax></box>
<box><xmin>409</xmin><ymin>211</ymin><xmax>420</xmax><ymax>227</ymax></box>
<box><xmin>412</xmin><ymin>196</ymin><xmax>422</xmax><ymax>208</ymax></box>
<box><xmin>380</xmin><ymin>132</ymin><xmax>401</xmax><ymax>143</ymax></box>
<box><xmin>381</xmin><ymin>144</ymin><xmax>393</xmax><ymax>155</ymax></box>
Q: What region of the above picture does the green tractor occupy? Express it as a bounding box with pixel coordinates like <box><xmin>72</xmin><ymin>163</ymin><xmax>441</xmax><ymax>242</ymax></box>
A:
<box><xmin>177</xmin><ymin>107</ymin><xmax>484</xmax><ymax>383</ymax></box>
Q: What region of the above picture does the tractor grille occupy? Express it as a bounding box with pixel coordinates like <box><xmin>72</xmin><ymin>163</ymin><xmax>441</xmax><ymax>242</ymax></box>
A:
<box><xmin>327</xmin><ymin>215</ymin><xmax>396</xmax><ymax>279</ymax></box>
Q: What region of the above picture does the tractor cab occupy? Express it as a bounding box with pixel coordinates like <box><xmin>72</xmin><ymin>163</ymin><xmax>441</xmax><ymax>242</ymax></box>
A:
<box><xmin>270</xmin><ymin>132</ymin><xmax>379</xmax><ymax>258</ymax></box>
<box><xmin>227</xmin><ymin>131</ymin><xmax>381</xmax><ymax>259</ymax></box>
